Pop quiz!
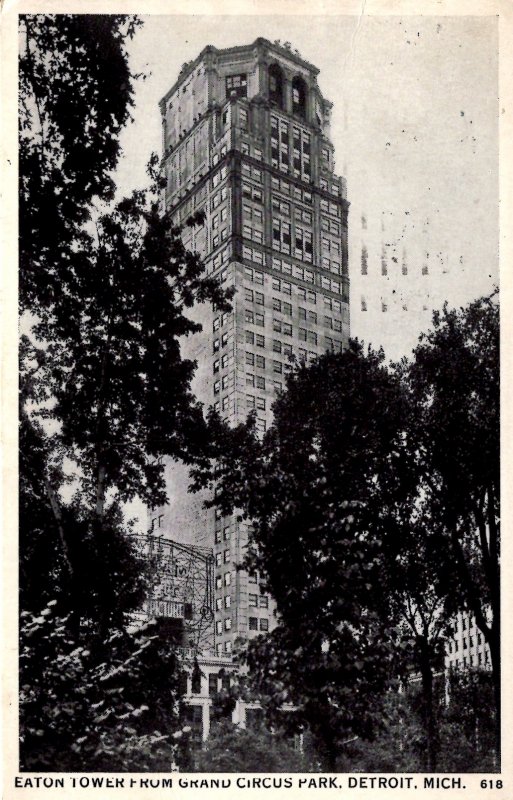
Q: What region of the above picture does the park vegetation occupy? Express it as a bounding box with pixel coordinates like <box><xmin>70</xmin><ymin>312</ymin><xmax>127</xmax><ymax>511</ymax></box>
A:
<box><xmin>18</xmin><ymin>14</ymin><xmax>499</xmax><ymax>772</ymax></box>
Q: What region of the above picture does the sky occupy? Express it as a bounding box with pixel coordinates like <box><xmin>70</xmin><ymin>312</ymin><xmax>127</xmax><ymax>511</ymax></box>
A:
<box><xmin>112</xmin><ymin>14</ymin><xmax>498</xmax><ymax>360</ymax></box>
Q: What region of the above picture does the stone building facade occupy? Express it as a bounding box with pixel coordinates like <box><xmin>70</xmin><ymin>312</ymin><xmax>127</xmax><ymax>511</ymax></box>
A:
<box><xmin>150</xmin><ymin>39</ymin><xmax>350</xmax><ymax>669</ymax></box>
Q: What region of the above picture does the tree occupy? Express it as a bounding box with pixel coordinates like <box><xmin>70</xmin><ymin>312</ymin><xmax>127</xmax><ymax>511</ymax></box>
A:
<box><xmin>195</xmin><ymin>343</ymin><xmax>414</xmax><ymax>767</ymax></box>
<box><xmin>195</xmin><ymin>720</ymin><xmax>317</xmax><ymax>773</ymax></box>
<box><xmin>195</xmin><ymin>295</ymin><xmax>499</xmax><ymax>769</ymax></box>
<box><xmin>19</xmin><ymin>604</ymin><xmax>188</xmax><ymax>772</ymax></box>
<box><xmin>18</xmin><ymin>15</ymin><xmax>233</xmax><ymax>769</ymax></box>
<box><xmin>19</xmin><ymin>14</ymin><xmax>141</xmax><ymax>317</ymax></box>
<box><xmin>439</xmin><ymin>668</ymin><xmax>496</xmax><ymax>772</ymax></box>
<box><xmin>387</xmin><ymin>511</ymin><xmax>457</xmax><ymax>771</ymax></box>
<box><xmin>407</xmin><ymin>294</ymin><xmax>500</xmax><ymax>761</ymax></box>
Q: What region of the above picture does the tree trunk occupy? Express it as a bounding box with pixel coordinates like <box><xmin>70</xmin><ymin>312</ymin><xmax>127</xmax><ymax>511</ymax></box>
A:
<box><xmin>418</xmin><ymin>636</ymin><xmax>438</xmax><ymax>772</ymax></box>
<box><xmin>489</xmin><ymin>621</ymin><xmax>501</xmax><ymax>770</ymax></box>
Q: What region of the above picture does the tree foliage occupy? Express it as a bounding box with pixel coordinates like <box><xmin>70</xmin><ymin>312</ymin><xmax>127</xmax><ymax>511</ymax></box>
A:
<box><xmin>19</xmin><ymin>14</ymin><xmax>141</xmax><ymax>316</ymax></box>
<box><xmin>20</xmin><ymin>604</ymin><xmax>187</xmax><ymax>772</ymax></box>
<box><xmin>195</xmin><ymin>720</ymin><xmax>317</xmax><ymax>773</ymax></box>
<box><xmin>196</xmin><ymin>343</ymin><xmax>415</xmax><ymax>765</ymax></box>
<box><xmin>406</xmin><ymin>294</ymin><xmax>500</xmax><ymax>757</ymax></box>
<box><xmin>195</xmin><ymin>294</ymin><xmax>499</xmax><ymax>767</ymax></box>
<box><xmin>18</xmin><ymin>15</ymin><xmax>233</xmax><ymax>770</ymax></box>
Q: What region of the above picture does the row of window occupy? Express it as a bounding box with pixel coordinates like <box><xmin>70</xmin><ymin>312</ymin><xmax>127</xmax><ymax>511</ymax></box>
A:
<box><xmin>245</xmin><ymin>351</ymin><xmax>266</xmax><ymax>369</ymax></box>
<box><xmin>249</xmin><ymin>594</ymin><xmax>269</xmax><ymax>608</ymax></box>
<box><xmin>241</xmin><ymin>244</ymin><xmax>266</xmax><ymax>265</ymax></box>
<box><xmin>249</xmin><ymin>617</ymin><xmax>269</xmax><ymax>631</ymax></box>
<box><xmin>244</xmin><ymin>330</ymin><xmax>265</xmax><ymax>347</ymax></box>
<box><xmin>447</xmin><ymin>632</ymin><xmax>486</xmax><ymax>652</ymax></box>
<box><xmin>242</xmin><ymin>181</ymin><xmax>263</xmax><ymax>203</ymax></box>
<box><xmin>272</xmin><ymin>196</ymin><xmax>313</xmax><ymax>225</ymax></box>
<box><xmin>213</xmin><ymin>377</ymin><xmax>229</xmax><ymax>394</ymax></box>
<box><xmin>240</xmin><ymin>141</ymin><xmax>263</xmax><ymax>161</ymax></box>
<box><xmin>212</xmin><ymin>226</ymin><xmax>228</xmax><ymax>250</ymax></box>
<box><xmin>242</xmin><ymin>203</ymin><xmax>263</xmax><ymax>227</ymax></box>
<box><xmin>215</xmin><ymin>549</ymin><xmax>231</xmax><ymax>566</ymax></box>
<box><xmin>212</xmin><ymin>165</ymin><xmax>227</xmax><ymax>189</ymax></box>
<box><xmin>247</xmin><ymin>394</ymin><xmax>266</xmax><ymax>411</ymax></box>
<box><xmin>212</xmin><ymin>206</ymin><xmax>228</xmax><ymax>228</ymax></box>
<box><xmin>215</xmin><ymin>596</ymin><xmax>231</xmax><ymax>613</ymax></box>
<box><xmin>216</xmin><ymin>618</ymin><xmax>233</xmax><ymax>633</ymax></box>
<box><xmin>211</xmin><ymin>186</ymin><xmax>228</xmax><ymax>210</ymax></box>
<box><xmin>214</xmin><ymin>299</ymin><xmax>345</xmax><ymax>341</ymax></box>
<box><xmin>270</xmin><ymin>254</ymin><xmax>345</xmax><ymax>297</ymax></box>
<box><xmin>211</xmin><ymin>143</ymin><xmax>228</xmax><ymax>167</ymax></box>
<box><xmin>241</xmin><ymin>162</ymin><xmax>263</xmax><ymax>183</ymax></box>
<box><xmin>209</xmin><ymin>243</ymin><xmax>231</xmax><ymax>272</ymax></box>
<box><xmin>213</xmin><ymin>312</ymin><xmax>230</xmax><ymax>331</ymax></box>
<box><xmin>270</xmin><ymin>174</ymin><xmax>312</xmax><ymax>204</ymax></box>
<box><xmin>216</xmin><ymin>641</ymin><xmax>233</xmax><ymax>655</ymax></box>
<box><xmin>213</xmin><ymin>354</ymin><xmax>229</xmax><ymax>372</ymax></box>
<box><xmin>214</xmin><ymin>527</ymin><xmax>231</xmax><ymax>543</ymax></box>
<box><xmin>319</xmin><ymin>176</ymin><xmax>342</xmax><ymax>197</ymax></box>
<box><xmin>449</xmin><ymin>651</ymin><xmax>490</xmax><ymax>668</ymax></box>
<box><xmin>213</xmin><ymin>332</ymin><xmax>229</xmax><ymax>352</ymax></box>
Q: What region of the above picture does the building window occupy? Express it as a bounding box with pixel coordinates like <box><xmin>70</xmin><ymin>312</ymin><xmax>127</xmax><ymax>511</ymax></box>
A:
<box><xmin>259</xmin><ymin>595</ymin><xmax>269</xmax><ymax>608</ymax></box>
<box><xmin>224</xmin><ymin>549</ymin><xmax>231</xmax><ymax>563</ymax></box>
<box><xmin>224</xmin><ymin>617</ymin><xmax>232</xmax><ymax>631</ymax></box>
<box><xmin>224</xmin><ymin>595</ymin><xmax>231</xmax><ymax>608</ymax></box>
<box><xmin>272</xmin><ymin>219</ymin><xmax>291</xmax><ymax>254</ymax></box>
<box><xmin>226</xmin><ymin>74</ymin><xmax>247</xmax><ymax>98</ymax></box>
<box><xmin>260</xmin><ymin>618</ymin><xmax>269</xmax><ymax>631</ymax></box>
<box><xmin>248</xmin><ymin>594</ymin><xmax>258</xmax><ymax>607</ymax></box>
<box><xmin>361</xmin><ymin>245</ymin><xmax>368</xmax><ymax>275</ymax></box>
<box><xmin>269</xmin><ymin>63</ymin><xmax>284</xmax><ymax>108</ymax></box>
<box><xmin>256</xmin><ymin>334</ymin><xmax>265</xmax><ymax>347</ymax></box>
<box><xmin>292</xmin><ymin>76</ymin><xmax>307</xmax><ymax>119</ymax></box>
<box><xmin>224</xmin><ymin>572</ymin><xmax>231</xmax><ymax>586</ymax></box>
<box><xmin>249</xmin><ymin>617</ymin><xmax>258</xmax><ymax>631</ymax></box>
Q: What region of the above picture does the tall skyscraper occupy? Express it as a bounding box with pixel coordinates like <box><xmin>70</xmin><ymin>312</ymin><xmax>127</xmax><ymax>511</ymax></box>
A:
<box><xmin>151</xmin><ymin>38</ymin><xmax>350</xmax><ymax>662</ymax></box>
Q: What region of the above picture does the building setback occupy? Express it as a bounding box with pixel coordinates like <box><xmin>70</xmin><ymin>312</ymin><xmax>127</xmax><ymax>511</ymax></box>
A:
<box><xmin>151</xmin><ymin>38</ymin><xmax>350</xmax><ymax>660</ymax></box>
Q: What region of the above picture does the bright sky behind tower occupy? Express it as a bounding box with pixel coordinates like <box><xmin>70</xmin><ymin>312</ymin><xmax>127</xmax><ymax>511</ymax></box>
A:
<box><xmin>113</xmin><ymin>14</ymin><xmax>498</xmax><ymax>360</ymax></box>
